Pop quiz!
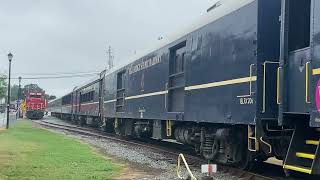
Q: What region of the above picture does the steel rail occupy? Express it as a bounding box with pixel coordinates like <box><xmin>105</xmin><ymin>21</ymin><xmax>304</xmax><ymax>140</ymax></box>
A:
<box><xmin>34</xmin><ymin>120</ymin><xmax>283</xmax><ymax>180</ymax></box>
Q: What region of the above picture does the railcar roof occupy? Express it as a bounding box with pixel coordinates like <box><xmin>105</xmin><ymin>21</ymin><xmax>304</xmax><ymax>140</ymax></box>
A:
<box><xmin>52</xmin><ymin>0</ymin><xmax>255</xmax><ymax>101</ymax></box>
<box><xmin>48</xmin><ymin>97</ymin><xmax>61</xmax><ymax>104</ymax></box>
<box><xmin>73</xmin><ymin>75</ymin><xmax>100</xmax><ymax>91</ymax></box>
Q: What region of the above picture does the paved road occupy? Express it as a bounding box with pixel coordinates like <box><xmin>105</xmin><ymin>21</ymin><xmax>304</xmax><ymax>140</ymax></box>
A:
<box><xmin>0</xmin><ymin>112</ymin><xmax>17</xmax><ymax>128</ymax></box>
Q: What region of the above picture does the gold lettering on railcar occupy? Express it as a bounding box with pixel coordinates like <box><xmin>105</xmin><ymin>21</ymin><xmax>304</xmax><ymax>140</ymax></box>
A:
<box><xmin>239</xmin><ymin>97</ymin><xmax>255</xmax><ymax>105</ymax></box>
<box><xmin>129</xmin><ymin>56</ymin><xmax>161</xmax><ymax>75</ymax></box>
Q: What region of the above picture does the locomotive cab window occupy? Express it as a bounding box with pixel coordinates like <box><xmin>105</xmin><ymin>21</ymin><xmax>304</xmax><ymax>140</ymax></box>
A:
<box><xmin>288</xmin><ymin>0</ymin><xmax>311</xmax><ymax>52</ymax></box>
<box><xmin>30</xmin><ymin>95</ymin><xmax>41</xmax><ymax>98</ymax></box>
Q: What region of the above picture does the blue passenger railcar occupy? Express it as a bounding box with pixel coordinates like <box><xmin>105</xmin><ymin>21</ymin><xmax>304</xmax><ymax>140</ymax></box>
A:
<box><xmin>104</xmin><ymin>0</ymin><xmax>281</xmax><ymax>124</ymax></box>
<box><xmin>100</xmin><ymin>0</ymin><xmax>282</xmax><ymax>166</ymax></box>
<box><xmin>48</xmin><ymin>0</ymin><xmax>320</xmax><ymax>176</ymax></box>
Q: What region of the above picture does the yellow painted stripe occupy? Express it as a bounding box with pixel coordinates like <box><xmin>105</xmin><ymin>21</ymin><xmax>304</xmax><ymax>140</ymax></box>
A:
<box><xmin>81</xmin><ymin>76</ymin><xmax>257</xmax><ymax>103</ymax></box>
<box><xmin>313</xmin><ymin>68</ymin><xmax>320</xmax><ymax>75</ymax></box>
<box><xmin>104</xmin><ymin>99</ymin><xmax>116</xmax><ymax>103</ymax></box>
<box><xmin>296</xmin><ymin>152</ymin><xmax>315</xmax><ymax>160</ymax></box>
<box><xmin>112</xmin><ymin>76</ymin><xmax>257</xmax><ymax>101</ymax></box>
<box><xmin>125</xmin><ymin>90</ymin><xmax>168</xmax><ymax>100</ymax></box>
<box><xmin>283</xmin><ymin>165</ymin><xmax>312</xmax><ymax>174</ymax></box>
<box><xmin>81</xmin><ymin>102</ymin><xmax>99</xmax><ymax>106</ymax></box>
<box><xmin>306</xmin><ymin>140</ymin><xmax>319</xmax><ymax>145</ymax></box>
<box><xmin>185</xmin><ymin>76</ymin><xmax>257</xmax><ymax>91</ymax></box>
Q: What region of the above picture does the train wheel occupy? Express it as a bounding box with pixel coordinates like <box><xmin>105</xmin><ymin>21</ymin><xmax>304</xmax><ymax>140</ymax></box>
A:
<box><xmin>234</xmin><ymin>128</ymin><xmax>253</xmax><ymax>170</ymax></box>
<box><xmin>114</xmin><ymin>119</ymin><xmax>125</xmax><ymax>136</ymax></box>
<box><xmin>71</xmin><ymin>115</ymin><xmax>77</xmax><ymax>124</ymax></box>
<box><xmin>79</xmin><ymin>116</ymin><xmax>86</xmax><ymax>126</ymax></box>
<box><xmin>97</xmin><ymin>118</ymin><xmax>106</xmax><ymax>132</ymax></box>
<box><xmin>105</xmin><ymin>119</ymin><xmax>115</xmax><ymax>133</ymax></box>
<box><xmin>237</xmin><ymin>149</ymin><xmax>253</xmax><ymax>170</ymax></box>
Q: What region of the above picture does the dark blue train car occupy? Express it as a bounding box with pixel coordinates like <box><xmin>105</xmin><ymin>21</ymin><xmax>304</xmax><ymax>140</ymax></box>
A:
<box><xmin>49</xmin><ymin>0</ymin><xmax>320</xmax><ymax>175</ymax></box>
<box><xmin>99</xmin><ymin>0</ymin><xmax>281</xmax><ymax>166</ymax></box>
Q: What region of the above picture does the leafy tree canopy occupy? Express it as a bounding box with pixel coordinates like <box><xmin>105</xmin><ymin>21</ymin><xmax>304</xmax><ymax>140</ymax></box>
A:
<box><xmin>1</xmin><ymin>77</ymin><xmax>57</xmax><ymax>103</ymax></box>
<box><xmin>10</xmin><ymin>83</ymin><xmax>56</xmax><ymax>101</ymax></box>
<box><xmin>0</xmin><ymin>74</ymin><xmax>7</xmax><ymax>99</ymax></box>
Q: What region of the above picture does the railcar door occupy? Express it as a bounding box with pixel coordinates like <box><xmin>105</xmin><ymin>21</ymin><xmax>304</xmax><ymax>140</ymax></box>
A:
<box><xmin>279</xmin><ymin>0</ymin><xmax>312</xmax><ymax>120</ymax></box>
<box><xmin>116</xmin><ymin>71</ymin><xmax>126</xmax><ymax>112</ymax></box>
<box><xmin>167</xmin><ymin>42</ymin><xmax>186</xmax><ymax>113</ymax></box>
<box><xmin>261</xmin><ymin>61</ymin><xmax>279</xmax><ymax>120</ymax></box>
<box><xmin>71</xmin><ymin>92</ymin><xmax>74</xmax><ymax>116</ymax></box>
<box><xmin>78</xmin><ymin>92</ymin><xmax>82</xmax><ymax>113</ymax></box>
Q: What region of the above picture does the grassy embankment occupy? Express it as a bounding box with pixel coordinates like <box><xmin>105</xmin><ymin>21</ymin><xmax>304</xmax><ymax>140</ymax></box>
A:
<box><xmin>0</xmin><ymin>120</ymin><xmax>121</xmax><ymax>180</ymax></box>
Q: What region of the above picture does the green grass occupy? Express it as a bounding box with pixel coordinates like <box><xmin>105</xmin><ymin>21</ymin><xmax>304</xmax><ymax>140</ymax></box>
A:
<box><xmin>0</xmin><ymin>120</ymin><xmax>121</xmax><ymax>180</ymax></box>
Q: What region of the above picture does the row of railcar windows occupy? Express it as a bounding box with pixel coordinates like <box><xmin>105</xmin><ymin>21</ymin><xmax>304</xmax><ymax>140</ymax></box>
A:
<box><xmin>80</xmin><ymin>91</ymin><xmax>94</xmax><ymax>103</ymax></box>
<box><xmin>62</xmin><ymin>95</ymin><xmax>72</xmax><ymax>105</ymax></box>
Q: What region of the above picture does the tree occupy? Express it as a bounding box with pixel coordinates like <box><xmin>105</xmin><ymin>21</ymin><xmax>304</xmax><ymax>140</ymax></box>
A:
<box><xmin>5</xmin><ymin>83</ymin><xmax>56</xmax><ymax>101</ymax></box>
<box><xmin>44</xmin><ymin>94</ymin><xmax>56</xmax><ymax>101</ymax></box>
<box><xmin>10</xmin><ymin>84</ymin><xmax>19</xmax><ymax>101</ymax></box>
<box><xmin>0</xmin><ymin>74</ymin><xmax>7</xmax><ymax>100</ymax></box>
<box><xmin>20</xmin><ymin>83</ymin><xmax>56</xmax><ymax>101</ymax></box>
<box><xmin>48</xmin><ymin>95</ymin><xmax>56</xmax><ymax>100</ymax></box>
<box><xmin>22</xmin><ymin>84</ymin><xmax>44</xmax><ymax>95</ymax></box>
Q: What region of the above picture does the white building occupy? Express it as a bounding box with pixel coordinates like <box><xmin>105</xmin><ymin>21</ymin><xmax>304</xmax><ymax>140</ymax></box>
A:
<box><xmin>0</xmin><ymin>97</ymin><xmax>5</xmax><ymax>104</ymax></box>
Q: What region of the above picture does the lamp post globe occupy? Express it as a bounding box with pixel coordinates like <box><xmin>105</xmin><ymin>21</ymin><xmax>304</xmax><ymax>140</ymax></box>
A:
<box><xmin>8</xmin><ymin>53</ymin><xmax>13</xmax><ymax>61</ymax></box>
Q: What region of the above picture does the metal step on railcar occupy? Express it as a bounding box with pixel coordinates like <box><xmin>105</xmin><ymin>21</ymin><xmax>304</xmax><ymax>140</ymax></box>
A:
<box><xmin>283</xmin><ymin>122</ymin><xmax>320</xmax><ymax>175</ymax></box>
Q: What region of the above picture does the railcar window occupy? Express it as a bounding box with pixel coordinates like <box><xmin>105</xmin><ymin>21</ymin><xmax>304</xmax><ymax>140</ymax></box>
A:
<box><xmin>170</xmin><ymin>48</ymin><xmax>186</xmax><ymax>75</ymax></box>
<box><xmin>181</xmin><ymin>53</ymin><xmax>185</xmax><ymax>72</ymax></box>
<box><xmin>62</xmin><ymin>95</ymin><xmax>72</xmax><ymax>105</ymax></box>
<box><xmin>91</xmin><ymin>91</ymin><xmax>94</xmax><ymax>100</ymax></box>
<box><xmin>288</xmin><ymin>0</ymin><xmax>311</xmax><ymax>51</ymax></box>
<box><xmin>80</xmin><ymin>91</ymin><xmax>94</xmax><ymax>103</ymax></box>
<box><xmin>117</xmin><ymin>71</ymin><xmax>125</xmax><ymax>90</ymax></box>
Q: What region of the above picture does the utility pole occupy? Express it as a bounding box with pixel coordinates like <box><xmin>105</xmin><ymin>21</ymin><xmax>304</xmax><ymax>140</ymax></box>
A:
<box><xmin>18</xmin><ymin>77</ymin><xmax>21</xmax><ymax>101</ymax></box>
<box><xmin>18</xmin><ymin>77</ymin><xmax>22</xmax><ymax>118</ymax></box>
<box><xmin>106</xmin><ymin>46</ymin><xmax>114</xmax><ymax>71</ymax></box>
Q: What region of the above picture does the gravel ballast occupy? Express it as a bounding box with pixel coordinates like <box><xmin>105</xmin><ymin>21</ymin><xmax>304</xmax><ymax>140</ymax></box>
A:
<box><xmin>38</xmin><ymin>117</ymin><xmax>237</xmax><ymax>180</ymax></box>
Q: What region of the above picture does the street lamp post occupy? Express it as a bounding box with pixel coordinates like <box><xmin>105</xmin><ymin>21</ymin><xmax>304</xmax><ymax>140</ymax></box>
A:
<box><xmin>6</xmin><ymin>53</ymin><xmax>13</xmax><ymax>129</ymax></box>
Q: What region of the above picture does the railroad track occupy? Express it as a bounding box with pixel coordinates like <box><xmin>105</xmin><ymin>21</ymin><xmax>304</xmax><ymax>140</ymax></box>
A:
<box><xmin>34</xmin><ymin>120</ymin><xmax>292</xmax><ymax>180</ymax></box>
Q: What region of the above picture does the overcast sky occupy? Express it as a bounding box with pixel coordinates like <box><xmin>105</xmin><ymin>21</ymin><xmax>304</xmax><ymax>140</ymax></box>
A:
<box><xmin>0</xmin><ymin>0</ymin><xmax>217</xmax><ymax>97</ymax></box>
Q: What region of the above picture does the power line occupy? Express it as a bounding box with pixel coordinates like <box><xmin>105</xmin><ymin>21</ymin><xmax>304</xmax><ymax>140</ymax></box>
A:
<box><xmin>1</xmin><ymin>73</ymin><xmax>99</xmax><ymax>80</ymax></box>
<box><xmin>13</xmin><ymin>70</ymin><xmax>101</xmax><ymax>76</ymax></box>
<box><xmin>16</xmin><ymin>74</ymin><xmax>99</xmax><ymax>79</ymax></box>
